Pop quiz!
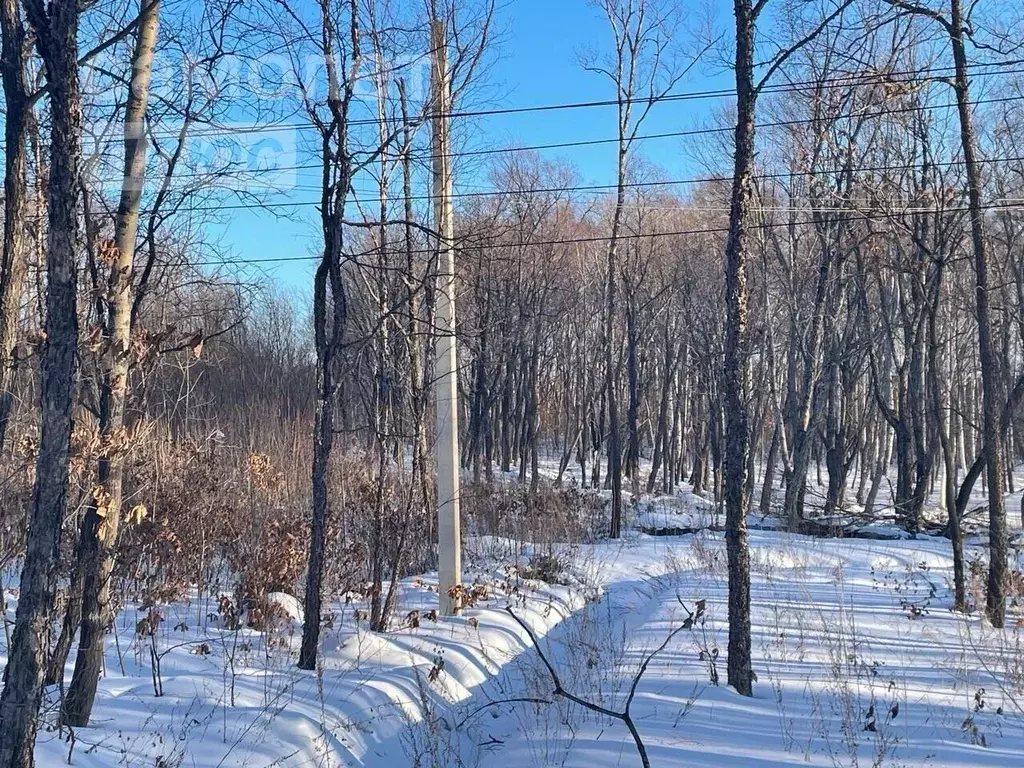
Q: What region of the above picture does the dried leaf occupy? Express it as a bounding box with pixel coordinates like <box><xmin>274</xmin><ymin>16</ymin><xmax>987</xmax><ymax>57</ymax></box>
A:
<box><xmin>127</xmin><ymin>504</ymin><xmax>148</xmax><ymax>525</ymax></box>
<box><xmin>99</xmin><ymin>239</ymin><xmax>120</xmax><ymax>268</ymax></box>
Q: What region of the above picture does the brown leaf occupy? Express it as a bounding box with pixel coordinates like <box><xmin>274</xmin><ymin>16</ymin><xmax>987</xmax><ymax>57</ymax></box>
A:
<box><xmin>99</xmin><ymin>239</ymin><xmax>120</xmax><ymax>268</ymax></box>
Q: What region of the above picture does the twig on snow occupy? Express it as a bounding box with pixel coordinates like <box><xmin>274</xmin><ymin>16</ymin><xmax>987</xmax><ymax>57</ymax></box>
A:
<box><xmin>503</xmin><ymin>596</ymin><xmax>704</xmax><ymax>768</ymax></box>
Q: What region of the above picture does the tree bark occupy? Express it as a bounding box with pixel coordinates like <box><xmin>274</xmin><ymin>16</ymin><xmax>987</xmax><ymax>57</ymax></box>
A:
<box><xmin>605</xmin><ymin>143</ymin><xmax>626</xmax><ymax>538</ymax></box>
<box><xmin>948</xmin><ymin>0</ymin><xmax>1007</xmax><ymax>627</ymax></box>
<box><xmin>723</xmin><ymin>0</ymin><xmax>756</xmax><ymax>698</ymax></box>
<box><xmin>0</xmin><ymin>1</ymin><xmax>81</xmax><ymax>763</ymax></box>
<box><xmin>0</xmin><ymin>0</ymin><xmax>30</xmax><ymax>454</ymax></box>
<box><xmin>63</xmin><ymin>0</ymin><xmax>161</xmax><ymax>725</ymax></box>
<box><xmin>298</xmin><ymin>0</ymin><xmax>356</xmax><ymax>668</ymax></box>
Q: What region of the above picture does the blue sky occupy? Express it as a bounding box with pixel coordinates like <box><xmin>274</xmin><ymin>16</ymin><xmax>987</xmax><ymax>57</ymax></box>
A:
<box><xmin>209</xmin><ymin>0</ymin><xmax>730</xmax><ymax>297</ymax></box>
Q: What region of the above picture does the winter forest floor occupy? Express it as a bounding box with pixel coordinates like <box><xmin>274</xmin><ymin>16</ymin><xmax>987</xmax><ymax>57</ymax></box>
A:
<box><xmin>5</xmin><ymin>466</ymin><xmax>1024</xmax><ymax>767</ymax></box>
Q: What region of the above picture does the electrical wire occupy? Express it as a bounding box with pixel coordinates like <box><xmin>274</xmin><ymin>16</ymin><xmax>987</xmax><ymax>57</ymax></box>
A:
<box><xmin>145</xmin><ymin>60</ymin><xmax>1024</xmax><ymax>141</ymax></box>
<box><xmin>189</xmin><ymin>199</ymin><xmax>1024</xmax><ymax>269</ymax></box>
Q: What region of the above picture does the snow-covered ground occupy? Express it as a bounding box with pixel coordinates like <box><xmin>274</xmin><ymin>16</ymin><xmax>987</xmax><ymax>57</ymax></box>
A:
<box><xmin>5</xmin><ymin>460</ymin><xmax>1024</xmax><ymax>767</ymax></box>
<box><xmin>486</xmin><ymin>532</ymin><xmax>1024</xmax><ymax>767</ymax></box>
<box><xmin>7</xmin><ymin>511</ymin><xmax>1024</xmax><ymax>767</ymax></box>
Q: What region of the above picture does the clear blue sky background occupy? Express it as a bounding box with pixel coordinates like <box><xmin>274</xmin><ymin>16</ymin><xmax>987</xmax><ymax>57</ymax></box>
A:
<box><xmin>209</xmin><ymin>0</ymin><xmax>731</xmax><ymax>298</ymax></box>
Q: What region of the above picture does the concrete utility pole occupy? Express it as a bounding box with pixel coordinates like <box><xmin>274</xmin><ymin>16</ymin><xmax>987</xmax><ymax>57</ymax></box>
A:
<box><xmin>431</xmin><ymin>16</ymin><xmax>462</xmax><ymax>616</ymax></box>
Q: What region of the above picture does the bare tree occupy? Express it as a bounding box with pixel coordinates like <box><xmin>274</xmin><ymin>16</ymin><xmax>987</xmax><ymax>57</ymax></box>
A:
<box><xmin>721</xmin><ymin>0</ymin><xmax>853</xmax><ymax>697</ymax></box>
<box><xmin>584</xmin><ymin>0</ymin><xmax>696</xmax><ymax>537</ymax></box>
<box><xmin>880</xmin><ymin>0</ymin><xmax>1010</xmax><ymax>627</ymax></box>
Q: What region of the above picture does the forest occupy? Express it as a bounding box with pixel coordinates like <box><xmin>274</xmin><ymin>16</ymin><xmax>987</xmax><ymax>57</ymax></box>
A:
<box><xmin>1</xmin><ymin>0</ymin><xmax>1024</xmax><ymax>766</ymax></box>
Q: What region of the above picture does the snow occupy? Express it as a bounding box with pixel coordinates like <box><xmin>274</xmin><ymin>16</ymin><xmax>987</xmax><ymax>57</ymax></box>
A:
<box><xmin>5</xmin><ymin>476</ymin><xmax>1024</xmax><ymax>766</ymax></box>
<box><xmin>264</xmin><ymin>591</ymin><xmax>304</xmax><ymax>624</ymax></box>
<box><xmin>632</xmin><ymin>491</ymin><xmax>719</xmax><ymax>534</ymax></box>
<box><xmin>486</xmin><ymin>532</ymin><xmax>1023</xmax><ymax>767</ymax></box>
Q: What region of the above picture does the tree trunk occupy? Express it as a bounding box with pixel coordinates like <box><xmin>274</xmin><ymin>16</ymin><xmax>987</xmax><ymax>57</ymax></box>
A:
<box><xmin>948</xmin><ymin>0</ymin><xmax>1007</xmax><ymax>627</ymax></box>
<box><xmin>400</xmin><ymin>79</ymin><xmax>431</xmax><ymax>517</ymax></box>
<box><xmin>63</xmin><ymin>0</ymin><xmax>161</xmax><ymax>726</ymax></box>
<box><xmin>0</xmin><ymin>2</ymin><xmax>82</xmax><ymax>764</ymax></box>
<box><xmin>647</xmin><ymin>330</ymin><xmax>677</xmax><ymax>494</ymax></box>
<box><xmin>44</xmin><ymin>534</ymin><xmax>84</xmax><ymax>687</ymax></box>
<box><xmin>299</xmin><ymin>0</ymin><xmax>359</xmax><ymax>667</ymax></box>
<box><xmin>722</xmin><ymin>0</ymin><xmax>756</xmax><ymax>698</ymax></box>
<box><xmin>928</xmin><ymin>264</ymin><xmax>966</xmax><ymax>611</ymax></box>
<box><xmin>625</xmin><ymin>305</ymin><xmax>640</xmax><ymax>494</ymax></box>
<box><xmin>299</xmin><ymin>252</ymin><xmax>345</xmax><ymax>668</ymax></box>
<box><xmin>759</xmin><ymin>422</ymin><xmax>780</xmax><ymax>518</ymax></box>
<box><xmin>0</xmin><ymin>0</ymin><xmax>30</xmax><ymax>454</ymax></box>
<box><xmin>605</xmin><ymin>144</ymin><xmax>626</xmax><ymax>538</ymax></box>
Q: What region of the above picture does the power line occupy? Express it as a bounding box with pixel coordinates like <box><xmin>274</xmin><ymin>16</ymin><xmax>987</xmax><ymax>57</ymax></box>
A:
<box><xmin>141</xmin><ymin>147</ymin><xmax>1024</xmax><ymax>216</ymax></box>
<box><xmin>144</xmin><ymin>61</ymin><xmax>1024</xmax><ymax>141</ymax></box>
<box><xmin>191</xmin><ymin>199</ymin><xmax>1024</xmax><ymax>269</ymax></box>
<box><xmin>82</xmin><ymin>61</ymin><xmax>1024</xmax><ymax>271</ymax></box>
<box><xmin>122</xmin><ymin>92</ymin><xmax>1024</xmax><ymax>192</ymax></box>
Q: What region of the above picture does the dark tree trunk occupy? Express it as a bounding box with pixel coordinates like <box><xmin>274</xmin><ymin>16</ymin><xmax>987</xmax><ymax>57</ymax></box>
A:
<box><xmin>500</xmin><ymin>359</ymin><xmax>510</xmax><ymax>471</ymax></box>
<box><xmin>647</xmin><ymin>330</ymin><xmax>677</xmax><ymax>494</ymax></box>
<box><xmin>0</xmin><ymin>2</ymin><xmax>81</xmax><ymax>764</ymax></box>
<box><xmin>45</xmin><ymin>529</ymin><xmax>84</xmax><ymax>687</ymax></box>
<box><xmin>0</xmin><ymin>0</ymin><xmax>30</xmax><ymax>453</ymax></box>
<box><xmin>605</xmin><ymin>145</ymin><xmax>626</xmax><ymax>537</ymax></box>
<box><xmin>722</xmin><ymin>0</ymin><xmax>756</xmax><ymax>698</ymax></box>
<box><xmin>759</xmin><ymin>422</ymin><xmax>780</xmax><ymax>518</ymax></box>
<box><xmin>949</xmin><ymin>0</ymin><xmax>1007</xmax><ymax>627</ymax></box>
<box><xmin>625</xmin><ymin>305</ymin><xmax>640</xmax><ymax>493</ymax></box>
<box><xmin>928</xmin><ymin>262</ymin><xmax>966</xmax><ymax>610</ymax></box>
<box><xmin>782</xmin><ymin>242</ymin><xmax>834</xmax><ymax>530</ymax></box>
<box><xmin>46</xmin><ymin>585</ymin><xmax>81</xmax><ymax>687</ymax></box>
<box><xmin>299</xmin><ymin>0</ymin><xmax>362</xmax><ymax>666</ymax></box>
<box><xmin>299</xmin><ymin>251</ymin><xmax>346</xmax><ymax>669</ymax></box>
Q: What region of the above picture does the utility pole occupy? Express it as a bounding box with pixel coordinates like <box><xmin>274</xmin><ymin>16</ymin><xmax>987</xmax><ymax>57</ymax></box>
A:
<box><xmin>431</xmin><ymin>15</ymin><xmax>461</xmax><ymax>616</ymax></box>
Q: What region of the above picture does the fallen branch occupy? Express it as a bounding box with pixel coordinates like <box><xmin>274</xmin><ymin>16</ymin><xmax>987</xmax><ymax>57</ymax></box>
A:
<box><xmin>504</xmin><ymin>597</ymin><xmax>704</xmax><ymax>768</ymax></box>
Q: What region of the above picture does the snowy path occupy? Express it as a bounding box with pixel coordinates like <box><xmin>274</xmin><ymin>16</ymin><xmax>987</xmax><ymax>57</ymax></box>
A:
<box><xmin>441</xmin><ymin>533</ymin><xmax>1024</xmax><ymax>767</ymax></box>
